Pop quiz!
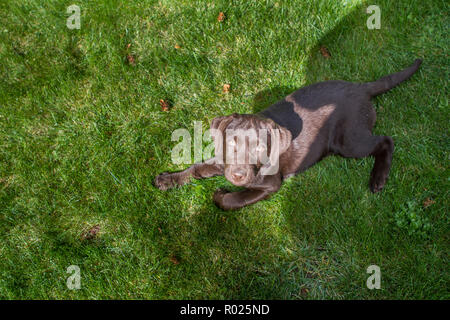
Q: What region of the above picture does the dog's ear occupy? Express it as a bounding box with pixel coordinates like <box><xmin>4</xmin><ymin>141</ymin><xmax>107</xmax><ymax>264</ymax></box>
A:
<box><xmin>273</xmin><ymin>123</ymin><xmax>291</xmax><ymax>155</ymax></box>
<box><xmin>210</xmin><ymin>114</ymin><xmax>236</xmax><ymax>144</ymax></box>
<box><xmin>260</xmin><ymin>118</ymin><xmax>291</xmax><ymax>155</ymax></box>
<box><xmin>209</xmin><ymin>114</ymin><xmax>237</xmax><ymax>163</ymax></box>
<box><xmin>259</xmin><ymin>120</ymin><xmax>291</xmax><ymax>175</ymax></box>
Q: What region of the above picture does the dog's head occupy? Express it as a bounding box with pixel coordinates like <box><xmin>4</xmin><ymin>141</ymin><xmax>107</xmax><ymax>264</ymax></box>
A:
<box><xmin>210</xmin><ymin>113</ymin><xmax>291</xmax><ymax>186</ymax></box>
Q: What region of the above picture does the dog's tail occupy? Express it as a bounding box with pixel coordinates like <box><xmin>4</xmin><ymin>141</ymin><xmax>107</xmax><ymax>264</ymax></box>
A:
<box><xmin>363</xmin><ymin>59</ymin><xmax>422</xmax><ymax>97</ymax></box>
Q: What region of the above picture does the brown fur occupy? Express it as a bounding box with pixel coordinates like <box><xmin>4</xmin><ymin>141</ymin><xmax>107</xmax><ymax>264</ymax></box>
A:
<box><xmin>155</xmin><ymin>59</ymin><xmax>422</xmax><ymax>210</ymax></box>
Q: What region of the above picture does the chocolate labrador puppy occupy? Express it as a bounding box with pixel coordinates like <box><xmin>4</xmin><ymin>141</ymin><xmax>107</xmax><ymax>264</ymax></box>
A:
<box><xmin>155</xmin><ymin>59</ymin><xmax>422</xmax><ymax>210</ymax></box>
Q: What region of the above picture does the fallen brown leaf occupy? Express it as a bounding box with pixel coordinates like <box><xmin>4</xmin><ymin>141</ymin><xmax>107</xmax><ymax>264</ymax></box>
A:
<box><xmin>217</xmin><ymin>12</ymin><xmax>226</xmax><ymax>22</ymax></box>
<box><xmin>174</xmin><ymin>44</ymin><xmax>181</xmax><ymax>49</ymax></box>
<box><xmin>169</xmin><ymin>255</ymin><xmax>179</xmax><ymax>265</ymax></box>
<box><xmin>126</xmin><ymin>43</ymin><xmax>131</xmax><ymax>49</ymax></box>
<box><xmin>423</xmin><ymin>198</ymin><xmax>436</xmax><ymax>208</ymax></box>
<box><xmin>222</xmin><ymin>83</ymin><xmax>231</xmax><ymax>93</ymax></box>
<box><xmin>159</xmin><ymin>99</ymin><xmax>170</xmax><ymax>112</ymax></box>
<box><xmin>127</xmin><ymin>54</ymin><xmax>136</xmax><ymax>65</ymax></box>
<box><xmin>320</xmin><ymin>46</ymin><xmax>331</xmax><ymax>58</ymax></box>
<box><xmin>81</xmin><ymin>224</ymin><xmax>100</xmax><ymax>240</ymax></box>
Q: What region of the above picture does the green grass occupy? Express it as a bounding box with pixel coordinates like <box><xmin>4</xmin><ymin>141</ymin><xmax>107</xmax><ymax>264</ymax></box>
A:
<box><xmin>0</xmin><ymin>0</ymin><xmax>448</xmax><ymax>299</ymax></box>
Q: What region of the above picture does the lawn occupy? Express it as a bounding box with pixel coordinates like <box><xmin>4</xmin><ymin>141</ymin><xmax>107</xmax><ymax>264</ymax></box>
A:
<box><xmin>0</xmin><ymin>0</ymin><xmax>448</xmax><ymax>299</ymax></box>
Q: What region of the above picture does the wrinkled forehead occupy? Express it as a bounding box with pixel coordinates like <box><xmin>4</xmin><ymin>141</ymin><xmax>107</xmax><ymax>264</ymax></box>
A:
<box><xmin>223</xmin><ymin>116</ymin><xmax>271</xmax><ymax>141</ymax></box>
<box><xmin>224</xmin><ymin>128</ymin><xmax>271</xmax><ymax>145</ymax></box>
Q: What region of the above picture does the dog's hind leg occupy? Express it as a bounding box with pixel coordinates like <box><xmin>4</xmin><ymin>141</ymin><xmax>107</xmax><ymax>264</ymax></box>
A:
<box><xmin>368</xmin><ymin>136</ymin><xmax>394</xmax><ymax>193</ymax></box>
<box><xmin>336</xmin><ymin>131</ymin><xmax>394</xmax><ymax>193</ymax></box>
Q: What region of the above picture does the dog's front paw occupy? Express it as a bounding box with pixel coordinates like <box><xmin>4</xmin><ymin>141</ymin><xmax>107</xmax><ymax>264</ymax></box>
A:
<box><xmin>154</xmin><ymin>172</ymin><xmax>177</xmax><ymax>191</ymax></box>
<box><xmin>213</xmin><ymin>188</ymin><xmax>231</xmax><ymax>210</ymax></box>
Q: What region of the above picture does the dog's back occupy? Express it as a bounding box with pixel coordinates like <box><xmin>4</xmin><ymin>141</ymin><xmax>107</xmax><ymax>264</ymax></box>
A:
<box><xmin>261</xmin><ymin>60</ymin><xmax>422</xmax><ymax>177</ymax></box>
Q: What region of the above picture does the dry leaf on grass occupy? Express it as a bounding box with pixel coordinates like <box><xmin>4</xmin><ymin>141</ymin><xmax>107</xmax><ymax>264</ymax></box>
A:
<box><xmin>300</xmin><ymin>288</ymin><xmax>309</xmax><ymax>297</ymax></box>
<box><xmin>217</xmin><ymin>12</ymin><xmax>226</xmax><ymax>22</ymax></box>
<box><xmin>169</xmin><ymin>254</ymin><xmax>180</xmax><ymax>265</ymax></box>
<box><xmin>423</xmin><ymin>198</ymin><xmax>436</xmax><ymax>208</ymax></box>
<box><xmin>174</xmin><ymin>44</ymin><xmax>181</xmax><ymax>49</ymax></box>
<box><xmin>81</xmin><ymin>224</ymin><xmax>100</xmax><ymax>240</ymax></box>
<box><xmin>222</xmin><ymin>83</ymin><xmax>231</xmax><ymax>93</ymax></box>
<box><xmin>159</xmin><ymin>99</ymin><xmax>170</xmax><ymax>111</ymax></box>
<box><xmin>320</xmin><ymin>46</ymin><xmax>331</xmax><ymax>58</ymax></box>
<box><xmin>127</xmin><ymin>54</ymin><xmax>136</xmax><ymax>65</ymax></box>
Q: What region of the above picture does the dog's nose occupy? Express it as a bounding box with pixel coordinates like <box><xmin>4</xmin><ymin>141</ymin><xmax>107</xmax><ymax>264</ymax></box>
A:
<box><xmin>232</xmin><ymin>172</ymin><xmax>245</xmax><ymax>181</ymax></box>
